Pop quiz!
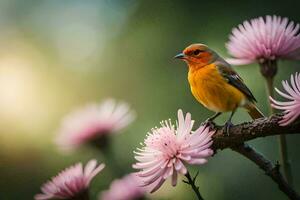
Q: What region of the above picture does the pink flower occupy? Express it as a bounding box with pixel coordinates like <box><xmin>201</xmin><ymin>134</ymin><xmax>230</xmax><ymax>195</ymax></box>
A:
<box><xmin>56</xmin><ymin>99</ymin><xmax>136</xmax><ymax>151</ymax></box>
<box><xmin>226</xmin><ymin>15</ymin><xmax>300</xmax><ymax>65</ymax></box>
<box><xmin>35</xmin><ymin>159</ymin><xmax>105</xmax><ymax>200</ymax></box>
<box><xmin>133</xmin><ymin>109</ymin><xmax>214</xmax><ymax>193</ymax></box>
<box><xmin>100</xmin><ymin>174</ymin><xmax>146</xmax><ymax>200</ymax></box>
<box><xmin>270</xmin><ymin>72</ymin><xmax>300</xmax><ymax>126</ymax></box>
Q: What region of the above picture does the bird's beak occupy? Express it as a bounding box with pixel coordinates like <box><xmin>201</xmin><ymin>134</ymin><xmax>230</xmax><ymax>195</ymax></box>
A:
<box><xmin>174</xmin><ymin>53</ymin><xmax>186</xmax><ymax>59</ymax></box>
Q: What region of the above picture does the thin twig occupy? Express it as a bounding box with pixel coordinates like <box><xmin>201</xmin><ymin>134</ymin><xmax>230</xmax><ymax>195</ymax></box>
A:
<box><xmin>183</xmin><ymin>171</ymin><xmax>204</xmax><ymax>200</ymax></box>
<box><xmin>231</xmin><ymin>143</ymin><xmax>299</xmax><ymax>200</ymax></box>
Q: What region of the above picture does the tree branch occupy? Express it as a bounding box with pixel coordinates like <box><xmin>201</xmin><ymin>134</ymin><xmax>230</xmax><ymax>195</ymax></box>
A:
<box><xmin>209</xmin><ymin>114</ymin><xmax>300</xmax><ymax>200</ymax></box>
<box><xmin>212</xmin><ymin>113</ymin><xmax>300</xmax><ymax>150</ymax></box>
<box><xmin>232</xmin><ymin>143</ymin><xmax>300</xmax><ymax>200</ymax></box>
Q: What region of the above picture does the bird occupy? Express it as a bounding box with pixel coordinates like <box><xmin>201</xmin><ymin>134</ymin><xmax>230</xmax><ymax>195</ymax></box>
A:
<box><xmin>174</xmin><ymin>43</ymin><xmax>264</xmax><ymax>134</ymax></box>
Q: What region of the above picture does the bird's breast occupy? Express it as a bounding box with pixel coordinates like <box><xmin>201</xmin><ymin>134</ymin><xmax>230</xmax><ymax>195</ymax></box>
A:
<box><xmin>188</xmin><ymin>64</ymin><xmax>246</xmax><ymax>112</ymax></box>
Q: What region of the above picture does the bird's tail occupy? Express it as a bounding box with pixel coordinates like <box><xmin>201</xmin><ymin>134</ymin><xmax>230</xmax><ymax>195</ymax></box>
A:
<box><xmin>244</xmin><ymin>103</ymin><xmax>264</xmax><ymax>120</ymax></box>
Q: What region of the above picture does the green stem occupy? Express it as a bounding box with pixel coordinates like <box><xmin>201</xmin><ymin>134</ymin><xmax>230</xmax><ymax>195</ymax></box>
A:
<box><xmin>101</xmin><ymin>141</ymin><xmax>124</xmax><ymax>177</ymax></box>
<box><xmin>265</xmin><ymin>76</ymin><xmax>274</xmax><ymax>112</ymax></box>
<box><xmin>184</xmin><ymin>171</ymin><xmax>204</xmax><ymax>200</ymax></box>
<box><xmin>72</xmin><ymin>189</ymin><xmax>90</xmax><ymax>200</ymax></box>
<box><xmin>262</xmin><ymin>62</ymin><xmax>293</xmax><ymax>186</ymax></box>
<box><xmin>91</xmin><ymin>135</ymin><xmax>124</xmax><ymax>177</ymax></box>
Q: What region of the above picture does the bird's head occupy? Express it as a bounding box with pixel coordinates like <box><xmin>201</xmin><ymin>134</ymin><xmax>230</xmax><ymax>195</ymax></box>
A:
<box><xmin>174</xmin><ymin>43</ymin><xmax>218</xmax><ymax>68</ymax></box>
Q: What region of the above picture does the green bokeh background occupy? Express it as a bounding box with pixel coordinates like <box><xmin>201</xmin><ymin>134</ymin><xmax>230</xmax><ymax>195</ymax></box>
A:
<box><xmin>0</xmin><ymin>0</ymin><xmax>300</xmax><ymax>199</ymax></box>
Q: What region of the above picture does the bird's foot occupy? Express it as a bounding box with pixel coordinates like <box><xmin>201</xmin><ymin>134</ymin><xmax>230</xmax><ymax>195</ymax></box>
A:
<box><xmin>223</xmin><ymin>121</ymin><xmax>233</xmax><ymax>136</ymax></box>
<box><xmin>201</xmin><ymin>118</ymin><xmax>215</xmax><ymax>128</ymax></box>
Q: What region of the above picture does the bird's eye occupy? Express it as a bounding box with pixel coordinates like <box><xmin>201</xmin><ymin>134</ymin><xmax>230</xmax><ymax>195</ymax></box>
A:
<box><xmin>193</xmin><ymin>49</ymin><xmax>201</xmax><ymax>55</ymax></box>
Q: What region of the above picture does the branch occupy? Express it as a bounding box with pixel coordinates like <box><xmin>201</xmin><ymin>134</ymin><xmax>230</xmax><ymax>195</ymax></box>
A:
<box><xmin>208</xmin><ymin>114</ymin><xmax>300</xmax><ymax>200</ymax></box>
<box><xmin>183</xmin><ymin>171</ymin><xmax>204</xmax><ymax>200</ymax></box>
<box><xmin>232</xmin><ymin>143</ymin><xmax>300</xmax><ymax>200</ymax></box>
<box><xmin>212</xmin><ymin>113</ymin><xmax>300</xmax><ymax>150</ymax></box>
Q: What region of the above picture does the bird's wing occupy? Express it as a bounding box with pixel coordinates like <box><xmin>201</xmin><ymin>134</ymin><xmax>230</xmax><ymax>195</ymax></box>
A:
<box><xmin>215</xmin><ymin>60</ymin><xmax>257</xmax><ymax>102</ymax></box>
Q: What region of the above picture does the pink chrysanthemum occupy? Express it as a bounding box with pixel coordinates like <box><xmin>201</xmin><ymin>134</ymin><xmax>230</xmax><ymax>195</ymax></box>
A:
<box><xmin>270</xmin><ymin>72</ymin><xmax>300</xmax><ymax>126</ymax></box>
<box><xmin>100</xmin><ymin>174</ymin><xmax>146</xmax><ymax>200</ymax></box>
<box><xmin>133</xmin><ymin>109</ymin><xmax>214</xmax><ymax>193</ymax></box>
<box><xmin>35</xmin><ymin>159</ymin><xmax>105</xmax><ymax>200</ymax></box>
<box><xmin>226</xmin><ymin>15</ymin><xmax>300</xmax><ymax>65</ymax></box>
<box><xmin>56</xmin><ymin>99</ymin><xmax>136</xmax><ymax>151</ymax></box>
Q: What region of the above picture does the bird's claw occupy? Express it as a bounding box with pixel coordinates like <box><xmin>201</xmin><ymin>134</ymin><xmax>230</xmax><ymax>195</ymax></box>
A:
<box><xmin>223</xmin><ymin>121</ymin><xmax>233</xmax><ymax>136</ymax></box>
<box><xmin>201</xmin><ymin>118</ymin><xmax>215</xmax><ymax>128</ymax></box>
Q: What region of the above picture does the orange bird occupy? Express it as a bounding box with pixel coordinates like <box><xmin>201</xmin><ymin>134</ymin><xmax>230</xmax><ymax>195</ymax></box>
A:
<box><xmin>174</xmin><ymin>43</ymin><xmax>263</xmax><ymax>133</ymax></box>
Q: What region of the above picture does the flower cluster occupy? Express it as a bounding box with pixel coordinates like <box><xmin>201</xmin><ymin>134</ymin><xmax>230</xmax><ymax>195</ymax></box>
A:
<box><xmin>133</xmin><ymin>109</ymin><xmax>214</xmax><ymax>193</ymax></box>
<box><xmin>34</xmin><ymin>14</ymin><xmax>300</xmax><ymax>200</ymax></box>
<box><xmin>35</xmin><ymin>160</ymin><xmax>104</xmax><ymax>200</ymax></box>
<box><xmin>226</xmin><ymin>15</ymin><xmax>300</xmax><ymax>65</ymax></box>
<box><xmin>56</xmin><ymin>99</ymin><xmax>136</xmax><ymax>151</ymax></box>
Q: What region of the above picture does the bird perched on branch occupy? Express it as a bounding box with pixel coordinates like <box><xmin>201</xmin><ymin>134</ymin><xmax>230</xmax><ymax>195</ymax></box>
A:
<box><xmin>174</xmin><ymin>43</ymin><xmax>264</xmax><ymax>134</ymax></box>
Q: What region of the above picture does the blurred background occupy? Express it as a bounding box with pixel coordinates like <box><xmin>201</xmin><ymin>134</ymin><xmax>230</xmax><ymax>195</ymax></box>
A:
<box><xmin>0</xmin><ymin>0</ymin><xmax>300</xmax><ymax>199</ymax></box>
